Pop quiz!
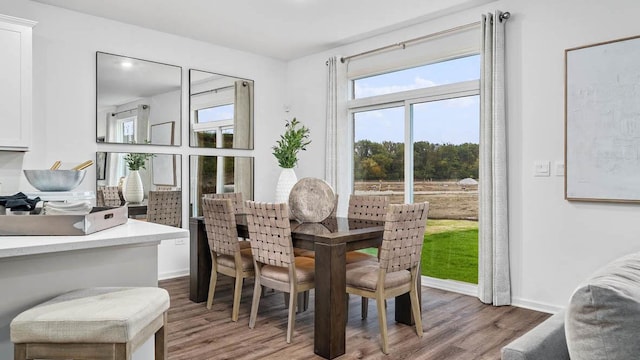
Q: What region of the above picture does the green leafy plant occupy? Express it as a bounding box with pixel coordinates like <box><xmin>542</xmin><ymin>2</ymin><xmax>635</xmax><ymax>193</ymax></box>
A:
<box><xmin>272</xmin><ymin>118</ymin><xmax>311</xmax><ymax>168</ymax></box>
<box><xmin>124</xmin><ymin>152</ymin><xmax>154</xmax><ymax>171</ymax></box>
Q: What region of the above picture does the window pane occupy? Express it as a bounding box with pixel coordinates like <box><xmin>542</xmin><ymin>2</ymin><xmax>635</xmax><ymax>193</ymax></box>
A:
<box><xmin>353</xmin><ymin>106</ymin><xmax>404</xmax><ymax>204</ymax></box>
<box><xmin>412</xmin><ymin>95</ymin><xmax>479</xmax><ymax>284</ymax></box>
<box><xmin>196</xmin><ymin>104</ymin><xmax>234</xmax><ymax>123</ymax></box>
<box><xmin>353</xmin><ymin>55</ymin><xmax>480</xmax><ymax>99</ymax></box>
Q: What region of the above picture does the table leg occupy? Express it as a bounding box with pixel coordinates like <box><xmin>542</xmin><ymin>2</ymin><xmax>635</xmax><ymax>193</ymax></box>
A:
<box><xmin>189</xmin><ymin>217</ymin><xmax>211</xmax><ymax>303</ymax></box>
<box><xmin>314</xmin><ymin>242</ymin><xmax>346</xmax><ymax>359</ymax></box>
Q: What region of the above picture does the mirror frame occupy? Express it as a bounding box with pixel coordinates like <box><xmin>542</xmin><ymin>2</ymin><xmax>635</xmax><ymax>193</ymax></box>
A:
<box><xmin>96</xmin><ymin>51</ymin><xmax>182</xmax><ymax>146</ymax></box>
<box><xmin>188</xmin><ymin>68</ymin><xmax>254</xmax><ymax>150</ymax></box>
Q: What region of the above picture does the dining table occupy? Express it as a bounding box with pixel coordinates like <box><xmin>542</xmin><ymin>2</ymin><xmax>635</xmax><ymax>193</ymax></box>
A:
<box><xmin>189</xmin><ymin>215</ymin><xmax>418</xmax><ymax>359</ymax></box>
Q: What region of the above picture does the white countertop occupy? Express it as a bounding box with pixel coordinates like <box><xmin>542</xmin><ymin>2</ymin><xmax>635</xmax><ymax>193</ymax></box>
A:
<box><xmin>0</xmin><ymin>220</ymin><xmax>188</xmax><ymax>259</ymax></box>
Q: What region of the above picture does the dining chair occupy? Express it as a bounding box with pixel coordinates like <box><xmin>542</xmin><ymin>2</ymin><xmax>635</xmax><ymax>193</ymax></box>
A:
<box><xmin>146</xmin><ymin>190</ymin><xmax>181</xmax><ymax>227</ymax></box>
<box><xmin>202</xmin><ymin>198</ymin><xmax>255</xmax><ymax>321</ymax></box>
<box><xmin>345</xmin><ymin>194</ymin><xmax>389</xmax><ymax>264</ymax></box>
<box><xmin>203</xmin><ymin>193</ymin><xmax>250</xmax><ymax>247</ymax></box>
<box><xmin>345</xmin><ymin>202</ymin><xmax>429</xmax><ymax>354</ymax></box>
<box><xmin>244</xmin><ymin>201</ymin><xmax>315</xmax><ymax>343</ymax></box>
<box><xmin>203</xmin><ymin>192</ymin><xmax>245</xmax><ymax>214</ymax></box>
<box><xmin>99</xmin><ymin>185</ymin><xmax>123</xmax><ymax>207</ymax></box>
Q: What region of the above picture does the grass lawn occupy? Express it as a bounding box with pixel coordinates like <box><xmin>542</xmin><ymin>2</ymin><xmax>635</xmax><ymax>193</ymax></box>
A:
<box><xmin>360</xmin><ymin>219</ymin><xmax>478</xmax><ymax>284</ymax></box>
<box><xmin>422</xmin><ymin>219</ymin><xmax>478</xmax><ymax>284</ymax></box>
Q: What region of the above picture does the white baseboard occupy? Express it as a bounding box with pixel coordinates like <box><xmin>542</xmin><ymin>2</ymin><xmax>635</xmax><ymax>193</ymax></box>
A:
<box><xmin>420</xmin><ymin>277</ymin><xmax>562</xmax><ymax>314</ymax></box>
<box><xmin>421</xmin><ymin>276</ymin><xmax>478</xmax><ymax>297</ymax></box>
<box><xmin>158</xmin><ymin>269</ymin><xmax>189</xmax><ymax>281</ymax></box>
<box><xmin>511</xmin><ymin>297</ymin><xmax>562</xmax><ymax>314</ymax></box>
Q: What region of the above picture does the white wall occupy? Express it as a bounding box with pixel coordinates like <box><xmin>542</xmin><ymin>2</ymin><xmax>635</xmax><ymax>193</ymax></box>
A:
<box><xmin>286</xmin><ymin>0</ymin><xmax>640</xmax><ymax>312</ymax></box>
<box><xmin>0</xmin><ymin>0</ymin><xmax>287</xmax><ymax>279</ymax></box>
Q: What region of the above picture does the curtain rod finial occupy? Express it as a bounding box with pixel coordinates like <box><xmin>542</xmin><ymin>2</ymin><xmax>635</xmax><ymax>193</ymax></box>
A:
<box><xmin>499</xmin><ymin>12</ymin><xmax>511</xmax><ymax>22</ymax></box>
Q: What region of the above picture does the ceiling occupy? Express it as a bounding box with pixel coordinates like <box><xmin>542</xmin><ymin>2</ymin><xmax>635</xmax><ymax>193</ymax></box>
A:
<box><xmin>32</xmin><ymin>0</ymin><xmax>492</xmax><ymax>60</ymax></box>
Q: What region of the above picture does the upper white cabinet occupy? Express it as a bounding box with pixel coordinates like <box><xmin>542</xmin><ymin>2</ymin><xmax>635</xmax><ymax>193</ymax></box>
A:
<box><xmin>0</xmin><ymin>14</ymin><xmax>36</xmax><ymax>152</ymax></box>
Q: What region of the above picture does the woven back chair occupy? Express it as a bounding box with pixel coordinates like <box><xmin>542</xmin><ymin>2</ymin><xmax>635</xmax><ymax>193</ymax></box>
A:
<box><xmin>98</xmin><ymin>186</ymin><xmax>122</xmax><ymax>207</ymax></box>
<box><xmin>345</xmin><ymin>202</ymin><xmax>429</xmax><ymax>354</ymax></box>
<box><xmin>146</xmin><ymin>190</ymin><xmax>181</xmax><ymax>227</ymax></box>
<box><xmin>345</xmin><ymin>194</ymin><xmax>388</xmax><ymax>268</ymax></box>
<box><xmin>244</xmin><ymin>201</ymin><xmax>315</xmax><ymax>343</ymax></box>
<box><xmin>203</xmin><ymin>192</ymin><xmax>245</xmax><ymax>214</ymax></box>
<box><xmin>348</xmin><ymin>194</ymin><xmax>389</xmax><ymax>221</ymax></box>
<box><xmin>202</xmin><ymin>198</ymin><xmax>254</xmax><ymax>321</ymax></box>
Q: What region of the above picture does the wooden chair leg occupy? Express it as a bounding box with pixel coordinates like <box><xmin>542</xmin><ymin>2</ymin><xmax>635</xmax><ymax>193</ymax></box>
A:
<box><xmin>249</xmin><ymin>277</ymin><xmax>261</xmax><ymax>329</ymax></box>
<box><xmin>286</xmin><ymin>287</ymin><xmax>297</xmax><ymax>344</ymax></box>
<box><xmin>206</xmin><ymin>260</ymin><xmax>218</xmax><ymax>310</ymax></box>
<box><xmin>410</xmin><ymin>283</ymin><xmax>423</xmax><ymax>337</ymax></box>
<box><xmin>376</xmin><ymin>294</ymin><xmax>389</xmax><ymax>354</ymax></box>
<box><xmin>231</xmin><ymin>275</ymin><xmax>244</xmax><ymax>322</ymax></box>
<box><xmin>14</xmin><ymin>344</ymin><xmax>26</xmax><ymax>360</ymax></box>
<box><xmin>155</xmin><ymin>312</ymin><xmax>168</xmax><ymax>359</ymax></box>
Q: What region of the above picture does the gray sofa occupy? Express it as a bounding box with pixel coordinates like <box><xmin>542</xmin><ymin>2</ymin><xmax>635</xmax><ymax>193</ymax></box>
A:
<box><xmin>502</xmin><ymin>252</ymin><xmax>640</xmax><ymax>360</ymax></box>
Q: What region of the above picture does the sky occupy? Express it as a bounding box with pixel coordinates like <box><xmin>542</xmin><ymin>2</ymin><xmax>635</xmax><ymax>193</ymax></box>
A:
<box><xmin>353</xmin><ymin>55</ymin><xmax>480</xmax><ymax>145</ymax></box>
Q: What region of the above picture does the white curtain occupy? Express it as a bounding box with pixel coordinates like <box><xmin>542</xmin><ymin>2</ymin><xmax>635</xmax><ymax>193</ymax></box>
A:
<box><xmin>478</xmin><ymin>10</ymin><xmax>510</xmax><ymax>306</ymax></box>
<box><xmin>234</xmin><ymin>80</ymin><xmax>255</xmax><ymax>200</ymax></box>
<box><xmin>135</xmin><ymin>104</ymin><xmax>150</xmax><ymax>143</ymax></box>
<box><xmin>325</xmin><ymin>56</ymin><xmax>339</xmax><ymax>191</ymax></box>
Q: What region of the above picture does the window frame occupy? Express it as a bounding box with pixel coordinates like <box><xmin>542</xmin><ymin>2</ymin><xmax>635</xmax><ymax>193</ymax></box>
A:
<box><xmin>348</xmin><ymin>55</ymin><xmax>480</xmax><ymax>203</ymax></box>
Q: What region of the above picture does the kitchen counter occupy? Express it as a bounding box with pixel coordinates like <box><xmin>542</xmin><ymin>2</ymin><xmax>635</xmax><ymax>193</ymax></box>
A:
<box><xmin>0</xmin><ymin>219</ymin><xmax>188</xmax><ymax>359</ymax></box>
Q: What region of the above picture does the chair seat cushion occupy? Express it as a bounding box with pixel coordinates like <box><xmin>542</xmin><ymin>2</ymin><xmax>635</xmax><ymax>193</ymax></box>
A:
<box><xmin>346</xmin><ymin>263</ymin><xmax>411</xmax><ymax>291</ymax></box>
<box><xmin>217</xmin><ymin>248</ymin><xmax>254</xmax><ymax>270</ymax></box>
<box><xmin>11</xmin><ymin>287</ymin><xmax>169</xmax><ymax>344</ymax></box>
<box><xmin>261</xmin><ymin>257</ymin><xmax>315</xmax><ymax>284</ymax></box>
<box><xmin>565</xmin><ymin>252</ymin><xmax>640</xmax><ymax>360</ymax></box>
<box><xmin>345</xmin><ymin>250</ymin><xmax>376</xmax><ymax>264</ymax></box>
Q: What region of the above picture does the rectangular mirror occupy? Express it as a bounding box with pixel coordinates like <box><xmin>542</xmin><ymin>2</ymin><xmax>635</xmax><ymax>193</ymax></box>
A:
<box><xmin>96</xmin><ymin>151</ymin><xmax>182</xmax><ymax>205</ymax></box>
<box><xmin>96</xmin><ymin>52</ymin><xmax>182</xmax><ymax>146</ymax></box>
<box><xmin>189</xmin><ymin>155</ymin><xmax>254</xmax><ymax>216</ymax></box>
<box><xmin>189</xmin><ymin>69</ymin><xmax>254</xmax><ymax>149</ymax></box>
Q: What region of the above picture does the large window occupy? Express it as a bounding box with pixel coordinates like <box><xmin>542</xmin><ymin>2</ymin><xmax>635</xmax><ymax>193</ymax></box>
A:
<box><xmin>350</xmin><ymin>54</ymin><xmax>480</xmax><ymax>284</ymax></box>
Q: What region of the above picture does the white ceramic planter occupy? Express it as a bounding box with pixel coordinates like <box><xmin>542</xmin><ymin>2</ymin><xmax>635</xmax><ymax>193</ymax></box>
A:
<box><xmin>275</xmin><ymin>168</ymin><xmax>297</xmax><ymax>204</ymax></box>
<box><xmin>124</xmin><ymin>170</ymin><xmax>144</xmax><ymax>203</ymax></box>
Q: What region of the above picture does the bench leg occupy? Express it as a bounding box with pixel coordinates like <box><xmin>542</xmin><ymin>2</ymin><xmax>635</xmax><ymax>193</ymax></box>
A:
<box><xmin>155</xmin><ymin>312</ymin><xmax>168</xmax><ymax>359</ymax></box>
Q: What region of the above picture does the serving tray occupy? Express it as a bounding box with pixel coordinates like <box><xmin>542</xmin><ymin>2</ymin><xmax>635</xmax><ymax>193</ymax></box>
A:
<box><xmin>0</xmin><ymin>206</ymin><xmax>128</xmax><ymax>236</ymax></box>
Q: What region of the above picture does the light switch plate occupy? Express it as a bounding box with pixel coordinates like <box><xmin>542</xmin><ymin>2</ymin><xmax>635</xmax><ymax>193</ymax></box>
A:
<box><xmin>534</xmin><ymin>161</ymin><xmax>550</xmax><ymax>177</ymax></box>
<box><xmin>555</xmin><ymin>161</ymin><xmax>564</xmax><ymax>177</ymax></box>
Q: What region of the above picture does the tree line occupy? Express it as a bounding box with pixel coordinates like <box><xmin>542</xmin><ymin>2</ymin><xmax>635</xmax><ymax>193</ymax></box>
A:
<box><xmin>354</xmin><ymin>140</ymin><xmax>479</xmax><ymax>181</ymax></box>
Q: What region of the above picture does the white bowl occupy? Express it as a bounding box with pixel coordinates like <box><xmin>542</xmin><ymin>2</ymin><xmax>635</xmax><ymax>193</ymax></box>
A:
<box><xmin>23</xmin><ymin>170</ymin><xmax>87</xmax><ymax>192</ymax></box>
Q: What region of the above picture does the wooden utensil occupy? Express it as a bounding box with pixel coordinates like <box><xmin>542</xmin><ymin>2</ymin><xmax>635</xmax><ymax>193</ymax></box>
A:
<box><xmin>50</xmin><ymin>161</ymin><xmax>62</xmax><ymax>170</ymax></box>
<box><xmin>72</xmin><ymin>160</ymin><xmax>94</xmax><ymax>171</ymax></box>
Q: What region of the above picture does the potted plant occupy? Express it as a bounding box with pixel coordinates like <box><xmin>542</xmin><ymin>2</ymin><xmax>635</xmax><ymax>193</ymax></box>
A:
<box><xmin>272</xmin><ymin>118</ymin><xmax>311</xmax><ymax>203</ymax></box>
<box><xmin>123</xmin><ymin>152</ymin><xmax>154</xmax><ymax>203</ymax></box>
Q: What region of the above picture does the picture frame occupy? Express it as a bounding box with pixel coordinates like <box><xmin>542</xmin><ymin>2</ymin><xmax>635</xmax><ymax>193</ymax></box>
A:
<box><xmin>151</xmin><ymin>121</ymin><xmax>175</xmax><ymax>146</ymax></box>
<box><xmin>565</xmin><ymin>34</ymin><xmax>640</xmax><ymax>203</ymax></box>
<box><xmin>152</xmin><ymin>154</ymin><xmax>176</xmax><ymax>186</ymax></box>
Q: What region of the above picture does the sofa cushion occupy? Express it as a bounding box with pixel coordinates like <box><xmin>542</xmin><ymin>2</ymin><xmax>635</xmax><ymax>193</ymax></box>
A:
<box><xmin>565</xmin><ymin>252</ymin><xmax>640</xmax><ymax>360</ymax></box>
<box><xmin>501</xmin><ymin>310</ymin><xmax>569</xmax><ymax>360</ymax></box>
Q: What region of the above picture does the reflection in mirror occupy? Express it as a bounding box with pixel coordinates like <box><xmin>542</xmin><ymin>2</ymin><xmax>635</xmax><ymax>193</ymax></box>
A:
<box><xmin>96</xmin><ymin>52</ymin><xmax>182</xmax><ymax>146</ymax></box>
<box><xmin>189</xmin><ymin>69</ymin><xmax>254</xmax><ymax>149</ymax></box>
<box><xmin>189</xmin><ymin>155</ymin><xmax>254</xmax><ymax>216</ymax></box>
<box><xmin>96</xmin><ymin>152</ymin><xmax>182</xmax><ymax>205</ymax></box>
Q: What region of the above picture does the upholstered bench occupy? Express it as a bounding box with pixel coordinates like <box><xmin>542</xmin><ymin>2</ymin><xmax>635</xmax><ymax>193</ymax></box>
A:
<box><xmin>10</xmin><ymin>287</ymin><xmax>169</xmax><ymax>360</ymax></box>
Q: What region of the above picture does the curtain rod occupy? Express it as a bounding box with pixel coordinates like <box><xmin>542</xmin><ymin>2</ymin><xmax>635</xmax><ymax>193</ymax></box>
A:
<box><xmin>111</xmin><ymin>104</ymin><xmax>148</xmax><ymax>117</ymax></box>
<box><xmin>190</xmin><ymin>81</ymin><xmax>249</xmax><ymax>97</ymax></box>
<box><xmin>340</xmin><ymin>12</ymin><xmax>510</xmax><ymax>64</ymax></box>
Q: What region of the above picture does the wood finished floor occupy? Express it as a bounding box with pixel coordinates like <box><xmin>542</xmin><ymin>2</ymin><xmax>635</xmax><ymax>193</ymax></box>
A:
<box><xmin>159</xmin><ymin>276</ymin><xmax>549</xmax><ymax>360</ymax></box>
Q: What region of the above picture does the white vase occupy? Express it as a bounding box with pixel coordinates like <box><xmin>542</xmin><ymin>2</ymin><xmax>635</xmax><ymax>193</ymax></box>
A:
<box><xmin>275</xmin><ymin>168</ymin><xmax>297</xmax><ymax>204</ymax></box>
<box><xmin>124</xmin><ymin>170</ymin><xmax>144</xmax><ymax>203</ymax></box>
